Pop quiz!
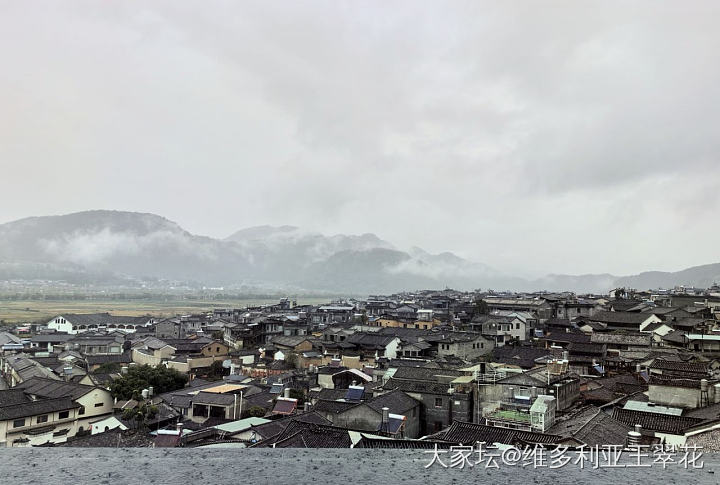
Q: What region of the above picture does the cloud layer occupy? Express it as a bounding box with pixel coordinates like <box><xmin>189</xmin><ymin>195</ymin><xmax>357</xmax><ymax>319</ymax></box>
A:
<box><xmin>1</xmin><ymin>1</ymin><xmax>719</xmax><ymax>277</ymax></box>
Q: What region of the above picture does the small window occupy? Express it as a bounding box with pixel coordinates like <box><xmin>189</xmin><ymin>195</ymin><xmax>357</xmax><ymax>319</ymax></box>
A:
<box><xmin>434</xmin><ymin>397</ymin><xmax>443</xmax><ymax>408</ymax></box>
<box><xmin>37</xmin><ymin>415</ymin><xmax>48</xmax><ymax>424</ymax></box>
<box><xmin>59</xmin><ymin>411</ymin><xmax>70</xmax><ymax>419</ymax></box>
<box><xmin>79</xmin><ymin>406</ymin><xmax>86</xmax><ymax>415</ymax></box>
<box><xmin>13</xmin><ymin>418</ymin><xmax>25</xmax><ymax>428</ymax></box>
<box><xmin>94</xmin><ymin>402</ymin><xmax>104</xmax><ymax>408</ymax></box>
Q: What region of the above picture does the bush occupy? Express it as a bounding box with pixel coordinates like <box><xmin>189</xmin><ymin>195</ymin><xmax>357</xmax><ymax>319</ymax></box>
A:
<box><xmin>245</xmin><ymin>406</ymin><xmax>267</xmax><ymax>418</ymax></box>
<box><xmin>110</xmin><ymin>364</ymin><xmax>188</xmax><ymax>400</ymax></box>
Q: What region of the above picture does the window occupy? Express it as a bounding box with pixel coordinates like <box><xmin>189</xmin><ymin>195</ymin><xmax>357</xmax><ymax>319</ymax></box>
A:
<box><xmin>434</xmin><ymin>397</ymin><xmax>443</xmax><ymax>408</ymax></box>
<box><xmin>36</xmin><ymin>415</ymin><xmax>48</xmax><ymax>424</ymax></box>
<box><xmin>13</xmin><ymin>418</ymin><xmax>25</xmax><ymax>428</ymax></box>
<box><xmin>58</xmin><ymin>411</ymin><xmax>69</xmax><ymax>419</ymax></box>
<box><xmin>79</xmin><ymin>406</ymin><xmax>86</xmax><ymax>415</ymax></box>
<box><xmin>94</xmin><ymin>402</ymin><xmax>104</xmax><ymax>408</ymax></box>
<box><xmin>516</xmin><ymin>323</ymin><xmax>520</xmax><ymax>329</ymax></box>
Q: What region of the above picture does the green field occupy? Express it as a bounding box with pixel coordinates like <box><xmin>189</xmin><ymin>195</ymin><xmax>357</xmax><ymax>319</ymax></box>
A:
<box><xmin>0</xmin><ymin>298</ymin><xmax>331</xmax><ymax>324</ymax></box>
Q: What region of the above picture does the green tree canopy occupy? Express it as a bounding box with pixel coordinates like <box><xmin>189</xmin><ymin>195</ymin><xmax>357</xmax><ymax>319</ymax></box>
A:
<box><xmin>110</xmin><ymin>365</ymin><xmax>188</xmax><ymax>400</ymax></box>
<box><xmin>475</xmin><ymin>299</ymin><xmax>489</xmax><ymax>315</ymax></box>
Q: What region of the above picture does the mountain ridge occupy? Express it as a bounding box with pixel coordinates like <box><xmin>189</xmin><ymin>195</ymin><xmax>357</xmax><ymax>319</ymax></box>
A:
<box><xmin>0</xmin><ymin>210</ymin><xmax>718</xmax><ymax>294</ymax></box>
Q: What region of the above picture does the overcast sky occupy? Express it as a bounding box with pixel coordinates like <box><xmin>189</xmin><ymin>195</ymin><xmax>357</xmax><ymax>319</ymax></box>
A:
<box><xmin>1</xmin><ymin>1</ymin><xmax>719</xmax><ymax>277</ymax></box>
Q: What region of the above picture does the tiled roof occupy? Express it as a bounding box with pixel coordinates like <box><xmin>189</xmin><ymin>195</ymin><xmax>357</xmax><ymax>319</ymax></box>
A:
<box><xmin>55</xmin><ymin>429</ymin><xmax>154</xmax><ymax>447</ymax></box>
<box><xmin>390</xmin><ymin>366</ymin><xmax>465</xmax><ymax>381</ymax></box>
<box><xmin>431</xmin><ymin>421</ymin><xmax>562</xmax><ymax>445</ymax></box>
<box><xmin>365</xmin><ymin>390</ymin><xmax>418</xmax><ymax>415</ymax></box>
<box><xmin>542</xmin><ymin>330</ymin><xmax>591</xmax><ymax>344</ymax></box>
<box><xmin>650</xmin><ymin>359</ymin><xmax>708</xmax><ymax>375</ymax></box>
<box><xmin>590</xmin><ymin>311</ymin><xmax>654</xmax><ymax>325</ymax></box>
<box><xmin>0</xmin><ymin>396</ymin><xmax>80</xmax><ymax>420</ymax></box>
<box><xmin>256</xmin><ymin>421</ymin><xmax>353</xmax><ymax>448</ymax></box>
<box><xmin>547</xmin><ymin>406</ymin><xmax>631</xmax><ymax>446</ymax></box>
<box><xmin>612</xmin><ymin>408</ymin><xmax>705</xmax><ymax>434</ymax></box>
<box><xmin>383</xmin><ymin>378</ymin><xmax>452</xmax><ymax>395</ymax></box>
<box><xmin>85</xmin><ymin>352</ymin><xmax>132</xmax><ymax>365</ymax></box>
<box><xmin>490</xmin><ymin>346</ymin><xmax>553</xmax><ymax>369</ymax></box>
<box><xmin>312</xmin><ymin>400</ymin><xmax>359</xmax><ymax>414</ymax></box>
<box><xmin>14</xmin><ymin>376</ymin><xmax>97</xmax><ymax>400</ymax></box>
<box><xmin>591</xmin><ymin>332</ymin><xmax>651</xmax><ymax>346</ymax></box>
<box><xmin>0</xmin><ymin>390</ymin><xmax>31</xmax><ymax>407</ymax></box>
<box><xmin>249</xmin><ymin>412</ymin><xmax>333</xmax><ymax>440</ymax></box>
<box><xmin>649</xmin><ymin>375</ymin><xmax>716</xmax><ymax>389</ymax></box>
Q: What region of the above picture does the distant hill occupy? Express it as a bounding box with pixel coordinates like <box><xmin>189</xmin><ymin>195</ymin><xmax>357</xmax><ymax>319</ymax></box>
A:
<box><xmin>0</xmin><ymin>211</ymin><xmax>498</xmax><ymax>293</ymax></box>
<box><xmin>0</xmin><ymin>210</ymin><xmax>717</xmax><ymax>294</ymax></box>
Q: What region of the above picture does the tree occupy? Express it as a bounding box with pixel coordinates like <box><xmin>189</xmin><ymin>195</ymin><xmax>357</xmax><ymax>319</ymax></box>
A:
<box><xmin>207</xmin><ymin>360</ymin><xmax>227</xmax><ymax>379</ymax></box>
<box><xmin>110</xmin><ymin>365</ymin><xmax>188</xmax><ymax>400</ymax></box>
<box><xmin>93</xmin><ymin>362</ymin><xmax>122</xmax><ymax>375</ymax></box>
<box><xmin>211</xmin><ymin>330</ymin><xmax>225</xmax><ymax>341</ymax></box>
<box><xmin>122</xmin><ymin>403</ymin><xmax>159</xmax><ymax>429</ymax></box>
<box><xmin>285</xmin><ymin>352</ymin><xmax>299</xmax><ymax>369</ymax></box>
<box><xmin>475</xmin><ymin>299</ymin><xmax>489</xmax><ymax>315</ymax></box>
<box><xmin>245</xmin><ymin>406</ymin><xmax>267</xmax><ymax>418</ymax></box>
<box><xmin>289</xmin><ymin>388</ymin><xmax>305</xmax><ymax>407</ymax></box>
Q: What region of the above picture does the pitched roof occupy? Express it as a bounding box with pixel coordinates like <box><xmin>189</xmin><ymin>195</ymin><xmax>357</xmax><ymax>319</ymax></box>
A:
<box><xmin>591</xmin><ymin>332</ymin><xmax>652</xmax><ymax>346</ymax></box>
<box><xmin>312</xmin><ymin>400</ymin><xmax>359</xmax><ymax>414</ymax></box>
<box><xmin>612</xmin><ymin>408</ymin><xmax>705</xmax><ymax>434</ymax></box>
<box><xmin>55</xmin><ymin>428</ymin><xmax>154</xmax><ymax>447</ymax></box>
<box><xmin>431</xmin><ymin>421</ymin><xmax>562</xmax><ymax>445</ymax></box>
<box><xmin>249</xmin><ymin>412</ymin><xmax>332</xmax><ymax>439</ymax></box>
<box><xmin>590</xmin><ymin>311</ymin><xmax>655</xmax><ymax>325</ymax></box>
<box><xmin>0</xmin><ymin>396</ymin><xmax>80</xmax><ymax>420</ymax></box>
<box><xmin>547</xmin><ymin>406</ymin><xmax>631</xmax><ymax>446</ymax></box>
<box><xmin>14</xmin><ymin>376</ymin><xmax>98</xmax><ymax>400</ymax></box>
<box><xmin>383</xmin><ymin>378</ymin><xmax>453</xmax><ymax>395</ymax></box>
<box><xmin>365</xmin><ymin>390</ymin><xmax>418</xmax><ymax>415</ymax></box>
<box><xmin>390</xmin><ymin>366</ymin><xmax>465</xmax><ymax>381</ymax></box>
<box><xmin>650</xmin><ymin>359</ymin><xmax>708</xmax><ymax>375</ymax></box>
<box><xmin>255</xmin><ymin>421</ymin><xmax>353</xmax><ymax>448</ymax></box>
<box><xmin>490</xmin><ymin>346</ymin><xmax>554</xmax><ymax>369</ymax></box>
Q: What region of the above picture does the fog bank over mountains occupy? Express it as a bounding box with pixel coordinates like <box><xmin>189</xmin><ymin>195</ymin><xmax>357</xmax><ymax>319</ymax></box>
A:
<box><xmin>0</xmin><ymin>211</ymin><xmax>718</xmax><ymax>294</ymax></box>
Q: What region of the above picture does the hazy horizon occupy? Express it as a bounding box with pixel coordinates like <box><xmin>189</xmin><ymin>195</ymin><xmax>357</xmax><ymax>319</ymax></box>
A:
<box><xmin>2</xmin><ymin>1</ymin><xmax>719</xmax><ymax>277</ymax></box>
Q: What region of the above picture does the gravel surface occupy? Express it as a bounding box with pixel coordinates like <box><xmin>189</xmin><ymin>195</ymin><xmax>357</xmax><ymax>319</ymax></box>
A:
<box><xmin>0</xmin><ymin>448</ymin><xmax>717</xmax><ymax>484</ymax></box>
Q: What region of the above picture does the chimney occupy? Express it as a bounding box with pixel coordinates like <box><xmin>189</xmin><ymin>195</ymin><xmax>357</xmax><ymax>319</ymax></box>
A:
<box><xmin>148</xmin><ymin>386</ymin><xmax>154</xmax><ymax>397</ymax></box>
<box><xmin>176</xmin><ymin>422</ymin><xmax>184</xmax><ymax>436</ymax></box>
<box><xmin>635</xmin><ymin>363</ymin><xmax>641</xmax><ymax>373</ymax></box>
<box><xmin>381</xmin><ymin>407</ymin><xmax>390</xmax><ymax>431</ymax></box>
<box><xmin>283</xmin><ymin>387</ymin><xmax>291</xmax><ymax>399</ymax></box>
<box><xmin>562</xmin><ymin>351</ymin><xmax>569</xmax><ymax>361</ymax></box>
<box><xmin>141</xmin><ymin>389</ymin><xmax>149</xmax><ymax>400</ymax></box>
<box><xmin>304</xmin><ymin>402</ymin><xmax>311</xmax><ymax>412</ymax></box>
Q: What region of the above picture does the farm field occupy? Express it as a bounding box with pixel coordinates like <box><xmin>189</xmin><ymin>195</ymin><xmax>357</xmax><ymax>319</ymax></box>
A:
<box><xmin>0</xmin><ymin>297</ymin><xmax>331</xmax><ymax>324</ymax></box>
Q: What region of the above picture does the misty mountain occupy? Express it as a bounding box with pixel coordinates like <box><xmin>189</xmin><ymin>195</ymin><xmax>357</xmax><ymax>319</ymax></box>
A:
<box><xmin>0</xmin><ymin>210</ymin><xmax>718</xmax><ymax>294</ymax></box>
<box><xmin>0</xmin><ymin>211</ymin><xmax>500</xmax><ymax>292</ymax></box>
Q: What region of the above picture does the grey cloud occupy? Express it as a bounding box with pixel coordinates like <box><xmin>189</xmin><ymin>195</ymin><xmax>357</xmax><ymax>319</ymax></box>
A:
<box><xmin>1</xmin><ymin>1</ymin><xmax>719</xmax><ymax>278</ymax></box>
